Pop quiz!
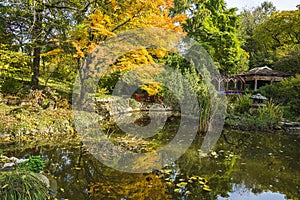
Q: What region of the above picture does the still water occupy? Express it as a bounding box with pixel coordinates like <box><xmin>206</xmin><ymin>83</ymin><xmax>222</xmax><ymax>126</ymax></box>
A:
<box><xmin>3</xmin><ymin>114</ymin><xmax>300</xmax><ymax>200</ymax></box>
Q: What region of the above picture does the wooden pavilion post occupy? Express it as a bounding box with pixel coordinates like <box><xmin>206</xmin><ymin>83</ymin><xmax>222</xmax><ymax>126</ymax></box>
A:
<box><xmin>254</xmin><ymin>77</ymin><xmax>258</xmax><ymax>91</ymax></box>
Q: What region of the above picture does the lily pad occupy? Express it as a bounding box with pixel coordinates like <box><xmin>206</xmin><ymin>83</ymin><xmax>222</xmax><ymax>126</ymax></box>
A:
<box><xmin>203</xmin><ymin>185</ymin><xmax>212</xmax><ymax>192</ymax></box>
<box><xmin>174</xmin><ymin>188</ymin><xmax>181</xmax><ymax>193</ymax></box>
<box><xmin>176</xmin><ymin>182</ymin><xmax>188</xmax><ymax>188</ymax></box>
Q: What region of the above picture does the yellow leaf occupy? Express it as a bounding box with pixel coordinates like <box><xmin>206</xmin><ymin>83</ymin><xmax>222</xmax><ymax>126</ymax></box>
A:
<box><xmin>176</xmin><ymin>182</ymin><xmax>188</xmax><ymax>188</ymax></box>
<box><xmin>174</xmin><ymin>188</ymin><xmax>180</xmax><ymax>193</ymax></box>
<box><xmin>203</xmin><ymin>186</ymin><xmax>212</xmax><ymax>192</ymax></box>
<box><xmin>199</xmin><ymin>181</ymin><xmax>206</xmax><ymax>185</ymax></box>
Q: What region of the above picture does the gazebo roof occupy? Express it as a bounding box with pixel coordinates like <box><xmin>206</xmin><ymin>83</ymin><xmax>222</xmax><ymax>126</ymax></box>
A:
<box><xmin>239</xmin><ymin>66</ymin><xmax>291</xmax><ymax>77</ymax></box>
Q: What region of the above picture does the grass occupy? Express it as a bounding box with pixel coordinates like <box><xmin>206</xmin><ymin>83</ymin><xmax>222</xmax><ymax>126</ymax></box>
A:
<box><xmin>1</xmin><ymin>75</ymin><xmax>73</xmax><ymax>99</ymax></box>
<box><xmin>39</xmin><ymin>77</ymin><xmax>73</xmax><ymax>98</ymax></box>
<box><xmin>0</xmin><ymin>170</ymin><xmax>48</xmax><ymax>200</ymax></box>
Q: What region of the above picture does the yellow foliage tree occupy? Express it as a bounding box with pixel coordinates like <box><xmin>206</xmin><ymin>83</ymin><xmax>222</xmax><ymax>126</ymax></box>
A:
<box><xmin>71</xmin><ymin>0</ymin><xmax>187</xmax><ymax>97</ymax></box>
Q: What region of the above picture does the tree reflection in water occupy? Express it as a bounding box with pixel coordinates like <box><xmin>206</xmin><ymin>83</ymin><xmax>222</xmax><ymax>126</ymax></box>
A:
<box><xmin>3</xmin><ymin>123</ymin><xmax>300</xmax><ymax>199</ymax></box>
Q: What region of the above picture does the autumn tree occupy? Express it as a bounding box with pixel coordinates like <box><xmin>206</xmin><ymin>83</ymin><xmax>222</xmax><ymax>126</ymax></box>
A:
<box><xmin>72</xmin><ymin>0</ymin><xmax>186</xmax><ymax>58</ymax></box>
<box><xmin>71</xmin><ymin>0</ymin><xmax>187</xmax><ymax>102</ymax></box>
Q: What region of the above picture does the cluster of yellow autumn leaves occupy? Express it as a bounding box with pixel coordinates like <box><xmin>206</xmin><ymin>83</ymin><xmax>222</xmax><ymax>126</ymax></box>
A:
<box><xmin>66</xmin><ymin>0</ymin><xmax>187</xmax><ymax>96</ymax></box>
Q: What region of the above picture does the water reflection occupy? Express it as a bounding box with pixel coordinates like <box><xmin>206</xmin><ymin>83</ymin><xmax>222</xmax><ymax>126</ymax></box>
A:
<box><xmin>218</xmin><ymin>183</ymin><xmax>287</xmax><ymax>200</ymax></box>
<box><xmin>2</xmin><ymin>119</ymin><xmax>300</xmax><ymax>199</ymax></box>
<box><xmin>176</xmin><ymin>130</ymin><xmax>300</xmax><ymax>200</ymax></box>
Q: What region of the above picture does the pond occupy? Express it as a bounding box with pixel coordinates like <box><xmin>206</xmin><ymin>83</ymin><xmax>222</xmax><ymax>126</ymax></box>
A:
<box><xmin>2</xmin><ymin>112</ymin><xmax>300</xmax><ymax>200</ymax></box>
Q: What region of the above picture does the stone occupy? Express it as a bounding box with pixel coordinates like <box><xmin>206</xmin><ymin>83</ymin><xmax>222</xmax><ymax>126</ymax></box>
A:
<box><xmin>36</xmin><ymin>173</ymin><xmax>50</xmax><ymax>188</ymax></box>
<box><xmin>3</xmin><ymin>162</ymin><xmax>15</xmax><ymax>168</ymax></box>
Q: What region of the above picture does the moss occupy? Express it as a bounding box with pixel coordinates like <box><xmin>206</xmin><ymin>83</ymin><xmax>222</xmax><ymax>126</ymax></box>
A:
<box><xmin>0</xmin><ymin>104</ymin><xmax>77</xmax><ymax>147</ymax></box>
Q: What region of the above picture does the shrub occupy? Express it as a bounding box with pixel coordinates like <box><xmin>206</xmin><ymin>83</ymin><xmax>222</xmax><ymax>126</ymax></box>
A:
<box><xmin>1</xmin><ymin>78</ymin><xmax>22</xmax><ymax>95</ymax></box>
<box><xmin>234</xmin><ymin>94</ymin><xmax>252</xmax><ymax>114</ymax></box>
<box><xmin>260</xmin><ymin>74</ymin><xmax>300</xmax><ymax>118</ymax></box>
<box><xmin>18</xmin><ymin>156</ymin><xmax>45</xmax><ymax>173</ymax></box>
<box><xmin>98</xmin><ymin>70</ymin><xmax>121</xmax><ymax>93</ymax></box>
<box><xmin>226</xmin><ymin>101</ymin><xmax>283</xmax><ymax>132</ymax></box>
<box><xmin>0</xmin><ymin>170</ymin><xmax>48</xmax><ymax>200</ymax></box>
<box><xmin>257</xmin><ymin>101</ymin><xmax>283</xmax><ymax>128</ymax></box>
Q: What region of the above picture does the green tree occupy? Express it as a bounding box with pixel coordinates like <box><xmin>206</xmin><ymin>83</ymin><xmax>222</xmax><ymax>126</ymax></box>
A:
<box><xmin>260</xmin><ymin>74</ymin><xmax>300</xmax><ymax>118</ymax></box>
<box><xmin>0</xmin><ymin>0</ymin><xmax>90</xmax><ymax>89</ymax></box>
<box><xmin>173</xmin><ymin>0</ymin><xmax>248</xmax><ymax>75</ymax></box>
<box><xmin>239</xmin><ymin>1</ymin><xmax>276</xmax><ymax>68</ymax></box>
<box><xmin>252</xmin><ymin>8</ymin><xmax>300</xmax><ymax>73</ymax></box>
<box><xmin>0</xmin><ymin>44</ymin><xmax>31</xmax><ymax>94</ymax></box>
<box><xmin>0</xmin><ymin>44</ymin><xmax>31</xmax><ymax>79</ymax></box>
<box><xmin>272</xmin><ymin>44</ymin><xmax>300</xmax><ymax>74</ymax></box>
<box><xmin>254</xmin><ymin>9</ymin><xmax>300</xmax><ymax>50</ymax></box>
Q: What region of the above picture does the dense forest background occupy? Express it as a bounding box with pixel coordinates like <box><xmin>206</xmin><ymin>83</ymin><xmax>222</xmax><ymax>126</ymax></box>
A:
<box><xmin>0</xmin><ymin>0</ymin><xmax>299</xmax><ymax>96</ymax></box>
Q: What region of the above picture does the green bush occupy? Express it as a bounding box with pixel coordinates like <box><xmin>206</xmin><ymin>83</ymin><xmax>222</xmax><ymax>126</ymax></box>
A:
<box><xmin>260</xmin><ymin>74</ymin><xmax>300</xmax><ymax>119</ymax></box>
<box><xmin>259</xmin><ymin>82</ymin><xmax>286</xmax><ymax>104</ymax></box>
<box><xmin>233</xmin><ymin>94</ymin><xmax>252</xmax><ymax>114</ymax></box>
<box><xmin>258</xmin><ymin>102</ymin><xmax>283</xmax><ymax>124</ymax></box>
<box><xmin>98</xmin><ymin>70</ymin><xmax>121</xmax><ymax>93</ymax></box>
<box><xmin>18</xmin><ymin>156</ymin><xmax>45</xmax><ymax>173</ymax></box>
<box><xmin>0</xmin><ymin>170</ymin><xmax>48</xmax><ymax>200</ymax></box>
<box><xmin>226</xmin><ymin>101</ymin><xmax>283</xmax><ymax>131</ymax></box>
<box><xmin>1</xmin><ymin>78</ymin><xmax>22</xmax><ymax>95</ymax></box>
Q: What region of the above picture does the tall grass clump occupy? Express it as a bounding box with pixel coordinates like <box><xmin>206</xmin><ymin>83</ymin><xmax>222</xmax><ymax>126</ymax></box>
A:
<box><xmin>234</xmin><ymin>93</ymin><xmax>252</xmax><ymax>114</ymax></box>
<box><xmin>0</xmin><ymin>170</ymin><xmax>48</xmax><ymax>200</ymax></box>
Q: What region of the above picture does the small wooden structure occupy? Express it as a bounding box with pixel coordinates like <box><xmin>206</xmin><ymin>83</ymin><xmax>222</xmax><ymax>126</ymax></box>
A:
<box><xmin>250</xmin><ymin>93</ymin><xmax>268</xmax><ymax>108</ymax></box>
<box><xmin>212</xmin><ymin>66</ymin><xmax>291</xmax><ymax>95</ymax></box>
<box><xmin>212</xmin><ymin>76</ymin><xmax>245</xmax><ymax>96</ymax></box>
<box><xmin>238</xmin><ymin>66</ymin><xmax>291</xmax><ymax>90</ymax></box>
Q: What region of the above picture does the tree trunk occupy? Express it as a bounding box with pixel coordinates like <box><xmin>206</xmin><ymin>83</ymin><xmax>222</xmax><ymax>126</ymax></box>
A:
<box><xmin>79</xmin><ymin>62</ymin><xmax>87</xmax><ymax>106</ymax></box>
<box><xmin>31</xmin><ymin>2</ymin><xmax>43</xmax><ymax>89</ymax></box>
<box><xmin>31</xmin><ymin>46</ymin><xmax>41</xmax><ymax>89</ymax></box>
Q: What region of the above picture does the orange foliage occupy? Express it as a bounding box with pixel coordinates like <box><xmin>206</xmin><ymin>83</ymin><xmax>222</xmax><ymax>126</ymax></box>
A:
<box><xmin>88</xmin><ymin>173</ymin><xmax>172</xmax><ymax>199</ymax></box>
<box><xmin>71</xmin><ymin>0</ymin><xmax>187</xmax><ymax>95</ymax></box>
<box><xmin>71</xmin><ymin>0</ymin><xmax>186</xmax><ymax>58</ymax></box>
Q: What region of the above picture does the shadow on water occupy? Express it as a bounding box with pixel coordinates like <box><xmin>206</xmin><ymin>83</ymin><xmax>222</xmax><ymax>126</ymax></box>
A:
<box><xmin>2</xmin><ymin>113</ymin><xmax>300</xmax><ymax>200</ymax></box>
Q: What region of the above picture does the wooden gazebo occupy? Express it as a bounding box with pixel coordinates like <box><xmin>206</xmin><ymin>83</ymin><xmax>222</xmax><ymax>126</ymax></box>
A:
<box><xmin>211</xmin><ymin>66</ymin><xmax>291</xmax><ymax>95</ymax></box>
<box><xmin>238</xmin><ymin>66</ymin><xmax>291</xmax><ymax>90</ymax></box>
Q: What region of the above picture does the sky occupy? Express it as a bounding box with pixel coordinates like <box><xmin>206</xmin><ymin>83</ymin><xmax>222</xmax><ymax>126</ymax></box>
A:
<box><xmin>225</xmin><ymin>0</ymin><xmax>299</xmax><ymax>11</ymax></box>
